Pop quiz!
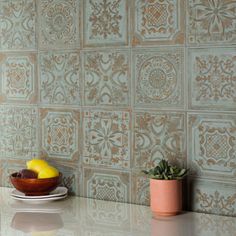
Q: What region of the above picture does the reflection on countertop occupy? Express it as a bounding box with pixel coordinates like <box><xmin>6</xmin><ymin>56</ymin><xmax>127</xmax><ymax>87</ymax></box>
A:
<box><xmin>0</xmin><ymin>187</ymin><xmax>235</xmax><ymax>236</ymax></box>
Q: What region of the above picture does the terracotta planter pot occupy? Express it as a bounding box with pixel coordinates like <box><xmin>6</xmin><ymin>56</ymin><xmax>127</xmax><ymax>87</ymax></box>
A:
<box><xmin>150</xmin><ymin>179</ymin><xmax>182</xmax><ymax>217</ymax></box>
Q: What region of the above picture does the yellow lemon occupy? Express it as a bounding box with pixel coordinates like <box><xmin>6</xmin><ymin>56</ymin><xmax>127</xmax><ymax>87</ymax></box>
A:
<box><xmin>38</xmin><ymin>165</ymin><xmax>59</xmax><ymax>179</ymax></box>
<box><xmin>27</xmin><ymin>159</ymin><xmax>49</xmax><ymax>174</ymax></box>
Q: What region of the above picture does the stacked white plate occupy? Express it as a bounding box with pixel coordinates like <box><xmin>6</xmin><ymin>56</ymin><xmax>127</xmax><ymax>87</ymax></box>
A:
<box><xmin>11</xmin><ymin>187</ymin><xmax>68</xmax><ymax>204</ymax></box>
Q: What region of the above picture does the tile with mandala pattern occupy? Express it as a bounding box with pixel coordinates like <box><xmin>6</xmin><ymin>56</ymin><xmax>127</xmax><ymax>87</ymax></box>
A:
<box><xmin>192</xmin><ymin>212</ymin><xmax>236</xmax><ymax>236</ymax></box>
<box><xmin>40</xmin><ymin>108</ymin><xmax>80</xmax><ymax>161</ymax></box>
<box><xmin>188</xmin><ymin>48</ymin><xmax>236</xmax><ymax>111</ymax></box>
<box><xmin>83</xmin><ymin>168</ymin><xmax>130</xmax><ymax>202</ymax></box>
<box><xmin>132</xmin><ymin>0</ymin><xmax>185</xmax><ymax>45</ymax></box>
<box><xmin>187</xmin><ymin>0</ymin><xmax>236</xmax><ymax>45</ymax></box>
<box><xmin>134</xmin><ymin>112</ymin><xmax>186</xmax><ymax>170</ymax></box>
<box><xmin>38</xmin><ymin>0</ymin><xmax>79</xmax><ymax>49</ymax></box>
<box><xmin>83</xmin><ymin>110</ymin><xmax>130</xmax><ymax>169</ymax></box>
<box><xmin>131</xmin><ymin>173</ymin><xmax>150</xmax><ymax>206</ymax></box>
<box><xmin>39</xmin><ymin>51</ymin><xmax>80</xmax><ymax>105</ymax></box>
<box><xmin>188</xmin><ymin>113</ymin><xmax>236</xmax><ymax>180</ymax></box>
<box><xmin>0</xmin><ymin>106</ymin><xmax>38</xmax><ymax>159</ymax></box>
<box><xmin>189</xmin><ymin>178</ymin><xmax>236</xmax><ymax>217</ymax></box>
<box><xmin>0</xmin><ymin>0</ymin><xmax>36</xmax><ymax>50</ymax></box>
<box><xmin>83</xmin><ymin>0</ymin><xmax>128</xmax><ymax>46</ymax></box>
<box><xmin>0</xmin><ymin>160</ymin><xmax>25</xmax><ymax>187</ymax></box>
<box><xmin>133</xmin><ymin>48</ymin><xmax>184</xmax><ymax>108</ymax></box>
<box><xmin>0</xmin><ymin>53</ymin><xmax>37</xmax><ymax>103</ymax></box>
<box><xmin>83</xmin><ymin>49</ymin><xmax>130</xmax><ymax>106</ymax></box>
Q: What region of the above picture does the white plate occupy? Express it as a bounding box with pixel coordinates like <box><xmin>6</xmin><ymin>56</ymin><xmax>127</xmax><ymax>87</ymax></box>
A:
<box><xmin>11</xmin><ymin>187</ymin><xmax>68</xmax><ymax>199</ymax></box>
<box><xmin>11</xmin><ymin>194</ymin><xmax>68</xmax><ymax>204</ymax></box>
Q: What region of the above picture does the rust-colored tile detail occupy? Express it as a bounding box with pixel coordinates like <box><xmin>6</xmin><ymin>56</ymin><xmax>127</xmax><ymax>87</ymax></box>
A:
<box><xmin>132</xmin><ymin>0</ymin><xmax>185</xmax><ymax>45</ymax></box>
<box><xmin>134</xmin><ymin>111</ymin><xmax>186</xmax><ymax>170</ymax></box>
<box><xmin>187</xmin><ymin>0</ymin><xmax>236</xmax><ymax>45</ymax></box>
<box><xmin>40</xmin><ymin>108</ymin><xmax>80</xmax><ymax>163</ymax></box>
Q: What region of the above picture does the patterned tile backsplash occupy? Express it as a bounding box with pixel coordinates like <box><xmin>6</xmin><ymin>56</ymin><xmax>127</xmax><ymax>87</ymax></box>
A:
<box><xmin>0</xmin><ymin>0</ymin><xmax>235</xmax><ymax>216</ymax></box>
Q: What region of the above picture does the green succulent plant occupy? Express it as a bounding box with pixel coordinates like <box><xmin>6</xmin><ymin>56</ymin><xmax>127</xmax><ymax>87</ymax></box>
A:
<box><xmin>142</xmin><ymin>159</ymin><xmax>188</xmax><ymax>180</ymax></box>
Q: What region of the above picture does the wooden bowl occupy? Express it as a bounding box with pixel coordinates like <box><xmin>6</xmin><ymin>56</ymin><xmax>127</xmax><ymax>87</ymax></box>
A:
<box><xmin>10</xmin><ymin>172</ymin><xmax>62</xmax><ymax>196</ymax></box>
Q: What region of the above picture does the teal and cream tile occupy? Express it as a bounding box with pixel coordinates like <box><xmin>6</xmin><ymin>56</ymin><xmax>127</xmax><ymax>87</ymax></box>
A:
<box><xmin>189</xmin><ymin>178</ymin><xmax>236</xmax><ymax>217</ymax></box>
<box><xmin>0</xmin><ymin>0</ymin><xmax>36</xmax><ymax>50</ymax></box>
<box><xmin>188</xmin><ymin>113</ymin><xmax>236</xmax><ymax>181</ymax></box>
<box><xmin>188</xmin><ymin>47</ymin><xmax>236</xmax><ymax>111</ymax></box>
<box><xmin>187</xmin><ymin>0</ymin><xmax>236</xmax><ymax>45</ymax></box>
<box><xmin>40</xmin><ymin>108</ymin><xmax>80</xmax><ymax>162</ymax></box>
<box><xmin>132</xmin><ymin>0</ymin><xmax>185</xmax><ymax>45</ymax></box>
<box><xmin>83</xmin><ymin>167</ymin><xmax>130</xmax><ymax>202</ymax></box>
<box><xmin>133</xmin><ymin>47</ymin><xmax>184</xmax><ymax>109</ymax></box>
<box><xmin>83</xmin><ymin>49</ymin><xmax>130</xmax><ymax>106</ymax></box>
<box><xmin>39</xmin><ymin>51</ymin><xmax>81</xmax><ymax>106</ymax></box>
<box><xmin>133</xmin><ymin>111</ymin><xmax>186</xmax><ymax>169</ymax></box>
<box><xmin>0</xmin><ymin>53</ymin><xmax>37</xmax><ymax>104</ymax></box>
<box><xmin>83</xmin><ymin>0</ymin><xmax>128</xmax><ymax>46</ymax></box>
<box><xmin>0</xmin><ymin>105</ymin><xmax>38</xmax><ymax>160</ymax></box>
<box><xmin>38</xmin><ymin>0</ymin><xmax>80</xmax><ymax>49</ymax></box>
<box><xmin>83</xmin><ymin>110</ymin><xmax>130</xmax><ymax>169</ymax></box>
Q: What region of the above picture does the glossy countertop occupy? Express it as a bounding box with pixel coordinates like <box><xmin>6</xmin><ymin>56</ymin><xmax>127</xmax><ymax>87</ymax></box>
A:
<box><xmin>0</xmin><ymin>187</ymin><xmax>235</xmax><ymax>236</ymax></box>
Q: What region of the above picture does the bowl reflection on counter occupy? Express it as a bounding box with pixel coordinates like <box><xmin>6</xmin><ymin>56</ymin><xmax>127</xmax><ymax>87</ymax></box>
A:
<box><xmin>11</xmin><ymin>212</ymin><xmax>63</xmax><ymax>234</ymax></box>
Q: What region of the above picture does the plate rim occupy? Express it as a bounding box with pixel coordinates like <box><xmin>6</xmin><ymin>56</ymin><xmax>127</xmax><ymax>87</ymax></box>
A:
<box><xmin>11</xmin><ymin>186</ymin><xmax>68</xmax><ymax>199</ymax></box>
<box><xmin>11</xmin><ymin>193</ymin><xmax>68</xmax><ymax>202</ymax></box>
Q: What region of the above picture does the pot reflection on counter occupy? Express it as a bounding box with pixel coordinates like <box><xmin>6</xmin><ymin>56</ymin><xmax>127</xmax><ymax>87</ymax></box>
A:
<box><xmin>11</xmin><ymin>212</ymin><xmax>63</xmax><ymax>235</ymax></box>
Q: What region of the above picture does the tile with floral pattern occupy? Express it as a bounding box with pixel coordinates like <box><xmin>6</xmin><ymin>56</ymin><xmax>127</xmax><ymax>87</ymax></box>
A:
<box><xmin>189</xmin><ymin>178</ymin><xmax>236</xmax><ymax>217</ymax></box>
<box><xmin>0</xmin><ymin>53</ymin><xmax>37</xmax><ymax>104</ymax></box>
<box><xmin>132</xmin><ymin>0</ymin><xmax>185</xmax><ymax>45</ymax></box>
<box><xmin>188</xmin><ymin>47</ymin><xmax>236</xmax><ymax>111</ymax></box>
<box><xmin>39</xmin><ymin>51</ymin><xmax>80</xmax><ymax>106</ymax></box>
<box><xmin>83</xmin><ymin>0</ymin><xmax>128</xmax><ymax>46</ymax></box>
<box><xmin>0</xmin><ymin>105</ymin><xmax>38</xmax><ymax>159</ymax></box>
<box><xmin>83</xmin><ymin>167</ymin><xmax>130</xmax><ymax>202</ymax></box>
<box><xmin>187</xmin><ymin>0</ymin><xmax>236</xmax><ymax>45</ymax></box>
<box><xmin>0</xmin><ymin>0</ymin><xmax>36</xmax><ymax>50</ymax></box>
<box><xmin>83</xmin><ymin>49</ymin><xmax>130</xmax><ymax>106</ymax></box>
<box><xmin>40</xmin><ymin>108</ymin><xmax>80</xmax><ymax>162</ymax></box>
<box><xmin>38</xmin><ymin>0</ymin><xmax>79</xmax><ymax>49</ymax></box>
<box><xmin>83</xmin><ymin>110</ymin><xmax>130</xmax><ymax>169</ymax></box>
<box><xmin>134</xmin><ymin>111</ymin><xmax>186</xmax><ymax>170</ymax></box>
<box><xmin>188</xmin><ymin>113</ymin><xmax>236</xmax><ymax>180</ymax></box>
<box><xmin>133</xmin><ymin>48</ymin><xmax>184</xmax><ymax>109</ymax></box>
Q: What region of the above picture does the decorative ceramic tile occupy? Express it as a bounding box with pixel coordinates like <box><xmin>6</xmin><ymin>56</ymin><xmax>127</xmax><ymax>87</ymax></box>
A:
<box><xmin>83</xmin><ymin>49</ymin><xmax>130</xmax><ymax>106</ymax></box>
<box><xmin>192</xmin><ymin>212</ymin><xmax>236</xmax><ymax>236</ymax></box>
<box><xmin>132</xmin><ymin>0</ymin><xmax>185</xmax><ymax>45</ymax></box>
<box><xmin>131</xmin><ymin>173</ymin><xmax>150</xmax><ymax>205</ymax></box>
<box><xmin>83</xmin><ymin>168</ymin><xmax>130</xmax><ymax>202</ymax></box>
<box><xmin>39</xmin><ymin>51</ymin><xmax>80</xmax><ymax>105</ymax></box>
<box><xmin>83</xmin><ymin>0</ymin><xmax>128</xmax><ymax>46</ymax></box>
<box><xmin>0</xmin><ymin>53</ymin><xmax>37</xmax><ymax>103</ymax></box>
<box><xmin>0</xmin><ymin>0</ymin><xmax>36</xmax><ymax>50</ymax></box>
<box><xmin>133</xmin><ymin>48</ymin><xmax>184</xmax><ymax>108</ymax></box>
<box><xmin>188</xmin><ymin>113</ymin><xmax>236</xmax><ymax>180</ymax></box>
<box><xmin>134</xmin><ymin>112</ymin><xmax>186</xmax><ymax>170</ymax></box>
<box><xmin>187</xmin><ymin>0</ymin><xmax>236</xmax><ymax>45</ymax></box>
<box><xmin>0</xmin><ymin>105</ymin><xmax>38</xmax><ymax>159</ymax></box>
<box><xmin>38</xmin><ymin>0</ymin><xmax>79</xmax><ymax>49</ymax></box>
<box><xmin>83</xmin><ymin>110</ymin><xmax>130</xmax><ymax>169</ymax></box>
<box><xmin>189</xmin><ymin>179</ymin><xmax>236</xmax><ymax>217</ymax></box>
<box><xmin>188</xmin><ymin>47</ymin><xmax>236</xmax><ymax>111</ymax></box>
<box><xmin>41</xmin><ymin>108</ymin><xmax>80</xmax><ymax>161</ymax></box>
